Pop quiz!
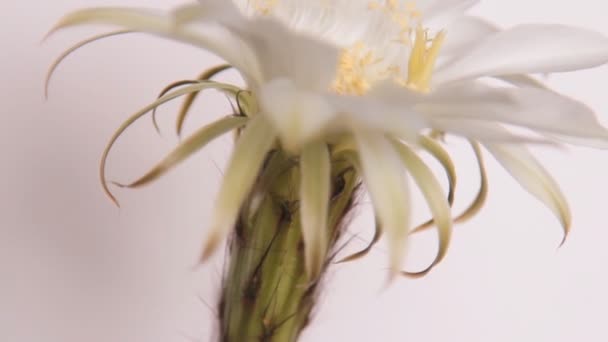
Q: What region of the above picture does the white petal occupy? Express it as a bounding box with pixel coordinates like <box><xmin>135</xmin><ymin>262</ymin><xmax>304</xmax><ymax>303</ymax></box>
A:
<box><xmin>355</xmin><ymin>132</ymin><xmax>410</xmax><ymax>278</ymax></box>
<box><xmin>272</xmin><ymin>0</ymin><xmax>373</xmax><ymax>47</ymax></box>
<box><xmin>542</xmin><ymin>134</ymin><xmax>608</xmax><ymax>149</ymax></box>
<box><xmin>259</xmin><ymin>78</ymin><xmax>334</xmax><ymax>152</ymax></box>
<box><xmin>183</xmin><ymin>2</ymin><xmax>340</xmax><ymax>90</ymax></box>
<box><xmin>300</xmin><ymin>142</ymin><xmax>331</xmax><ymax>279</ymax></box>
<box><xmin>423</xmin><ymin>0</ymin><xmax>480</xmax><ymax>31</ymax></box>
<box><xmin>422</xmin><ymin>83</ymin><xmax>608</xmax><ymax>142</ymax></box>
<box><xmin>201</xmin><ymin>116</ymin><xmax>276</xmax><ymax>260</ymax></box>
<box><xmin>435</xmin><ymin>24</ymin><xmax>608</xmax><ymax>84</ymax></box>
<box><xmin>328</xmin><ymin>82</ymin><xmax>428</xmax><ymax>141</ymax></box>
<box><xmin>429</xmin><ymin>118</ymin><xmax>558</xmax><ymax>145</ymax></box>
<box><xmin>392</xmin><ymin>140</ymin><xmax>452</xmax><ymax>275</ymax></box>
<box><xmin>440</xmin><ymin>15</ymin><xmax>497</xmax><ymax>57</ymax></box>
<box><xmin>494</xmin><ymin>75</ymin><xmax>547</xmax><ymax>89</ymax></box>
<box><xmin>484</xmin><ymin>144</ymin><xmax>571</xmax><ymax>243</ymax></box>
<box><xmin>232</xmin><ymin>18</ymin><xmax>340</xmax><ymax>90</ymax></box>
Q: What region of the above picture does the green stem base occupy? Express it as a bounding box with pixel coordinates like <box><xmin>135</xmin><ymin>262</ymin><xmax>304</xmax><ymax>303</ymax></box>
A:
<box><xmin>218</xmin><ymin>149</ymin><xmax>359</xmax><ymax>342</ymax></box>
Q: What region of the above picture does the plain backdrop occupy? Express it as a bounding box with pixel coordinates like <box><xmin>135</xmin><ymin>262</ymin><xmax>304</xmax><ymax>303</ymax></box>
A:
<box><xmin>3</xmin><ymin>1</ymin><xmax>608</xmax><ymax>341</ymax></box>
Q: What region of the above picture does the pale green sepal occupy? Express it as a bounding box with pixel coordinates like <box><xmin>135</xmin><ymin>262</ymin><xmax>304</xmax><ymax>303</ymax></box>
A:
<box><xmin>113</xmin><ymin>115</ymin><xmax>247</xmax><ymax>189</ymax></box>
<box><xmin>392</xmin><ymin>140</ymin><xmax>453</xmax><ymax>277</ymax></box>
<box><xmin>99</xmin><ymin>81</ymin><xmax>241</xmax><ymax>206</ymax></box>
<box><xmin>336</xmin><ymin>217</ymin><xmax>382</xmax><ymax>264</ymax></box>
<box><xmin>485</xmin><ymin>144</ymin><xmax>571</xmax><ymax>245</ymax></box>
<box><xmin>201</xmin><ymin>116</ymin><xmax>277</xmax><ymax>261</ymax></box>
<box><xmin>355</xmin><ymin>132</ymin><xmax>410</xmax><ymax>279</ymax></box>
<box><xmin>175</xmin><ymin>64</ymin><xmax>233</xmax><ymax>136</ymax></box>
<box><xmin>299</xmin><ymin>141</ymin><xmax>331</xmax><ymax>279</ymax></box>
<box><xmin>454</xmin><ymin>141</ymin><xmax>489</xmax><ymax>223</ymax></box>
<box><xmin>46</xmin><ymin>6</ymin><xmax>242</xmax><ymax>75</ymax></box>
<box><xmin>412</xmin><ymin>135</ymin><xmax>457</xmax><ymax>233</ymax></box>
<box><xmin>45</xmin><ymin>30</ymin><xmax>133</xmax><ymax>98</ymax></box>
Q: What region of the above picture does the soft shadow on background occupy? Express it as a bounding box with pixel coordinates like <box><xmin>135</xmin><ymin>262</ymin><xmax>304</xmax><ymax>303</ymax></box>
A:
<box><xmin>3</xmin><ymin>1</ymin><xmax>608</xmax><ymax>341</ymax></box>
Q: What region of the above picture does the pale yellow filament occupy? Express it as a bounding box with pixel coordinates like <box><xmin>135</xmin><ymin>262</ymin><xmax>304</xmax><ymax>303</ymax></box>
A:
<box><xmin>251</xmin><ymin>0</ymin><xmax>279</xmax><ymax>15</ymax></box>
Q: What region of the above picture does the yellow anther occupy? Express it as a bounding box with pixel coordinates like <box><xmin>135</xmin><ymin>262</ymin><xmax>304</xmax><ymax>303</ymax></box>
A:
<box><xmin>333</xmin><ymin>42</ymin><xmax>381</xmax><ymax>95</ymax></box>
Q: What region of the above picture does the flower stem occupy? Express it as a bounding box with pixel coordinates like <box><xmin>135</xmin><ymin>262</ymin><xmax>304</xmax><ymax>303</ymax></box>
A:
<box><xmin>218</xmin><ymin>149</ymin><xmax>359</xmax><ymax>342</ymax></box>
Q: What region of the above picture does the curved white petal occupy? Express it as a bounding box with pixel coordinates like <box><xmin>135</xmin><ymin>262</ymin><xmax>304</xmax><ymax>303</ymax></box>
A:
<box><xmin>422</xmin><ymin>83</ymin><xmax>608</xmax><ymax>142</ymax></box>
<box><xmin>392</xmin><ymin>140</ymin><xmax>452</xmax><ymax>275</ymax></box>
<box><xmin>232</xmin><ymin>19</ymin><xmax>339</xmax><ymax>90</ymax></box>
<box><xmin>440</xmin><ymin>15</ymin><xmax>497</xmax><ymax>57</ymax></box>
<box><xmin>430</xmin><ymin>118</ymin><xmax>558</xmax><ymax>145</ymax></box>
<box><xmin>300</xmin><ymin>141</ymin><xmax>331</xmax><ymax>279</ymax></box>
<box><xmin>355</xmin><ymin>132</ymin><xmax>410</xmax><ymax>278</ymax></box>
<box><xmin>435</xmin><ymin>24</ymin><xmax>608</xmax><ymax>84</ymax></box>
<box><xmin>542</xmin><ymin>134</ymin><xmax>608</xmax><ymax>149</ymax></box>
<box><xmin>328</xmin><ymin>82</ymin><xmax>428</xmax><ymax>141</ymax></box>
<box><xmin>494</xmin><ymin>74</ymin><xmax>547</xmax><ymax>89</ymax></box>
<box><xmin>201</xmin><ymin>116</ymin><xmax>277</xmax><ymax>260</ymax></box>
<box><xmin>423</xmin><ymin>0</ymin><xmax>480</xmax><ymax>31</ymax></box>
<box><xmin>484</xmin><ymin>144</ymin><xmax>571</xmax><ymax>244</ymax></box>
<box><xmin>184</xmin><ymin>2</ymin><xmax>340</xmax><ymax>90</ymax></box>
<box><xmin>271</xmin><ymin>0</ymin><xmax>376</xmax><ymax>47</ymax></box>
<box><xmin>259</xmin><ymin>78</ymin><xmax>334</xmax><ymax>152</ymax></box>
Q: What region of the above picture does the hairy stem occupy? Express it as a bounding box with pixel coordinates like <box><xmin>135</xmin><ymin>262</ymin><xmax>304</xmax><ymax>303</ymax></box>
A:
<box><xmin>218</xmin><ymin>149</ymin><xmax>359</xmax><ymax>342</ymax></box>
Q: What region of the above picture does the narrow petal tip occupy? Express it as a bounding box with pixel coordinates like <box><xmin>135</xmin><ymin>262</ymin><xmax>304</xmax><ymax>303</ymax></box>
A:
<box><xmin>557</xmin><ymin>223</ymin><xmax>571</xmax><ymax>249</ymax></box>
<box><xmin>104</xmin><ymin>187</ymin><xmax>121</xmax><ymax>208</ymax></box>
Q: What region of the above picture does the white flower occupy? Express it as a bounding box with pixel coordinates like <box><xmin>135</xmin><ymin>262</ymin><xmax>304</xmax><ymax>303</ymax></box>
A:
<box><xmin>47</xmin><ymin>0</ymin><xmax>608</xmax><ymax>279</ymax></box>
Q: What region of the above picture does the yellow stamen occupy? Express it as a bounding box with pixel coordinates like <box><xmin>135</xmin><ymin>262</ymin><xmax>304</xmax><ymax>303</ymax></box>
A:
<box><xmin>406</xmin><ymin>27</ymin><xmax>446</xmax><ymax>93</ymax></box>
<box><xmin>333</xmin><ymin>1</ymin><xmax>445</xmax><ymax>95</ymax></box>
<box><xmin>333</xmin><ymin>42</ymin><xmax>380</xmax><ymax>95</ymax></box>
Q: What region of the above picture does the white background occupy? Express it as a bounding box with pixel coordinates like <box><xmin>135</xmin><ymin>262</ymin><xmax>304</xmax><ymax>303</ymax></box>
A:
<box><xmin>3</xmin><ymin>1</ymin><xmax>608</xmax><ymax>341</ymax></box>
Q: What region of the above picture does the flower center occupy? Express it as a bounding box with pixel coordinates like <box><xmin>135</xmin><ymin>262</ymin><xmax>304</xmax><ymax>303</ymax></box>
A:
<box><xmin>333</xmin><ymin>1</ymin><xmax>445</xmax><ymax>95</ymax></box>
<box><xmin>250</xmin><ymin>0</ymin><xmax>446</xmax><ymax>95</ymax></box>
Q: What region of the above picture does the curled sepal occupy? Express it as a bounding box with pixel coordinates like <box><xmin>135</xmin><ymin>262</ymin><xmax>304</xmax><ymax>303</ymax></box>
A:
<box><xmin>45</xmin><ymin>30</ymin><xmax>133</xmax><ymax>98</ymax></box>
<box><xmin>412</xmin><ymin>135</ymin><xmax>457</xmax><ymax>233</ymax></box>
<box><xmin>100</xmin><ymin>81</ymin><xmax>240</xmax><ymax>206</ymax></box>
<box><xmin>392</xmin><ymin>140</ymin><xmax>452</xmax><ymax>278</ymax></box>
<box><xmin>175</xmin><ymin>64</ymin><xmax>233</xmax><ymax>136</ymax></box>
<box><xmin>46</xmin><ymin>6</ymin><xmax>244</xmax><ymax>79</ymax></box>
<box><xmin>335</xmin><ymin>218</ymin><xmax>382</xmax><ymax>264</ymax></box>
<box><xmin>152</xmin><ymin>80</ymin><xmax>201</xmax><ymax>134</ymax></box>
<box><xmin>299</xmin><ymin>141</ymin><xmax>331</xmax><ymax>280</ymax></box>
<box><xmin>355</xmin><ymin>132</ymin><xmax>410</xmax><ymax>279</ymax></box>
<box><xmin>201</xmin><ymin>116</ymin><xmax>277</xmax><ymax>261</ymax></box>
<box><xmin>485</xmin><ymin>144</ymin><xmax>571</xmax><ymax>246</ymax></box>
<box><xmin>113</xmin><ymin>115</ymin><xmax>247</xmax><ymax>189</ymax></box>
<box><xmin>454</xmin><ymin>141</ymin><xmax>488</xmax><ymax>223</ymax></box>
